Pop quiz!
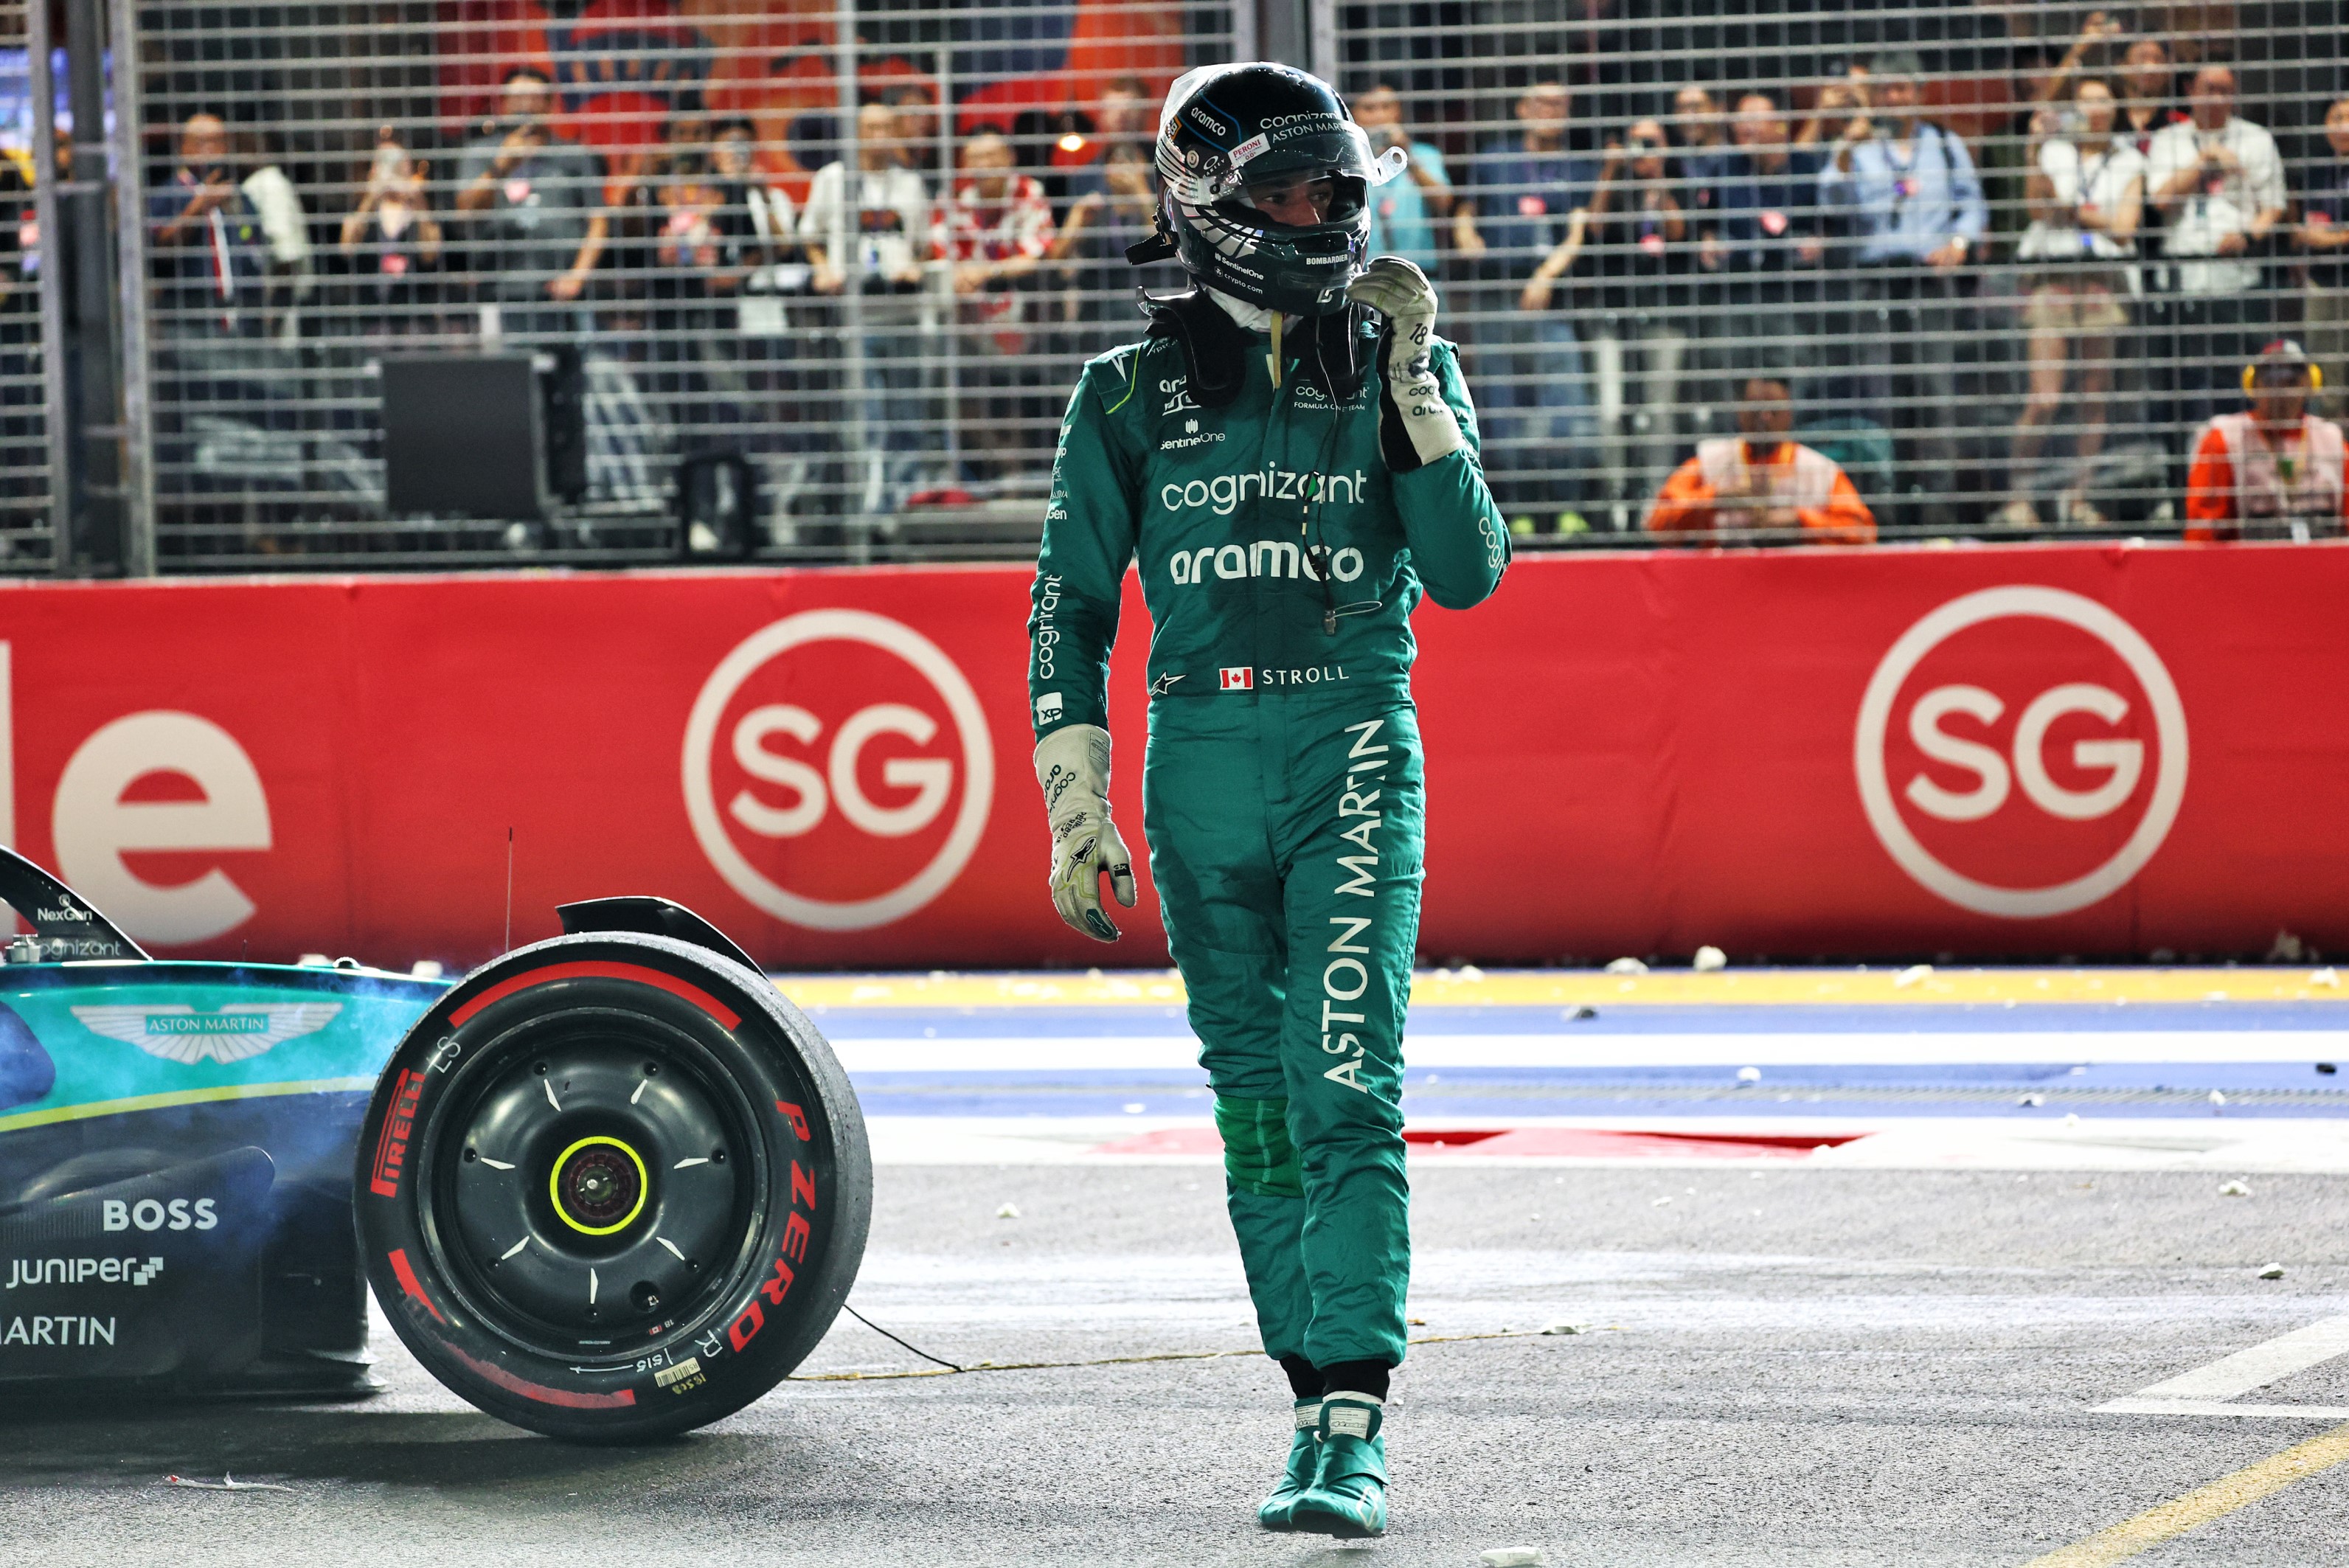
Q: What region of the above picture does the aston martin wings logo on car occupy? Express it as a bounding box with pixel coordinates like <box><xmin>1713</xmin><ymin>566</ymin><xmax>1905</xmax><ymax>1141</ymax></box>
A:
<box><xmin>70</xmin><ymin>1004</ymin><xmax>344</xmax><ymax>1064</ymax></box>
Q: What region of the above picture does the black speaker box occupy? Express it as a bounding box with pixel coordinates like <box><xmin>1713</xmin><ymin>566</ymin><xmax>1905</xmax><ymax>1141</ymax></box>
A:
<box><xmin>382</xmin><ymin>353</ymin><xmax>584</xmax><ymax>519</ymax></box>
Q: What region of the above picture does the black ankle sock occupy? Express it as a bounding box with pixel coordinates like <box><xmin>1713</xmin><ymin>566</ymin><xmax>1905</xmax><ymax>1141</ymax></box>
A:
<box><xmin>1319</xmin><ymin>1360</ymin><xmax>1390</xmax><ymax>1401</ymax></box>
<box><xmin>1280</xmin><ymin>1354</ymin><xmax>1322</xmax><ymax>1402</ymax></box>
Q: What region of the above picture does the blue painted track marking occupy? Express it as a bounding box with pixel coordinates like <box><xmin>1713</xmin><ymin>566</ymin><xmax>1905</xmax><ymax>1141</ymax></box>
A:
<box><xmin>785</xmin><ymin>975</ymin><xmax>2349</xmax><ymax>1122</ymax></box>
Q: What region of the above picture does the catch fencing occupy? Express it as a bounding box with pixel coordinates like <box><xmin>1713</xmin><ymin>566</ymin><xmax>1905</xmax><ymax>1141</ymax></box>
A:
<box><xmin>102</xmin><ymin>0</ymin><xmax>1241</xmax><ymax>569</ymax></box>
<box><xmin>18</xmin><ymin>1</ymin><xmax>2349</xmax><ymax>566</ymax></box>
<box><xmin>1</xmin><ymin>1</ymin><xmax>58</xmax><ymax>570</ymax></box>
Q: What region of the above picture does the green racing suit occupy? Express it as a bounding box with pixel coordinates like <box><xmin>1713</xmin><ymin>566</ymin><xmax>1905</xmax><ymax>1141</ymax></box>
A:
<box><xmin>1027</xmin><ymin>298</ymin><xmax>1509</xmax><ymax>1369</ymax></box>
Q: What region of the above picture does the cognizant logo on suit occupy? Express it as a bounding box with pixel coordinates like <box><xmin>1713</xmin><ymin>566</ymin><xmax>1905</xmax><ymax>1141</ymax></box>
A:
<box><xmin>1159</xmin><ymin>465</ymin><xmax>1370</xmax><ymax>516</ymax></box>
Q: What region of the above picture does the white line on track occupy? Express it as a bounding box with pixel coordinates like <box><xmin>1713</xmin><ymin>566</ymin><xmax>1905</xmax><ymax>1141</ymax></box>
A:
<box><xmin>2096</xmin><ymin>1315</ymin><xmax>2349</xmax><ymax>1418</ymax></box>
<box><xmin>2098</xmin><ymin>1398</ymin><xmax>2349</xmax><ymax>1418</ymax></box>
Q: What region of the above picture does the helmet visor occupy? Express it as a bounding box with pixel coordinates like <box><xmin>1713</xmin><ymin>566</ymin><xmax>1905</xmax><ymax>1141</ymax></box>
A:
<box><xmin>1176</xmin><ymin>122</ymin><xmax>1397</xmax><ymax>205</ymax></box>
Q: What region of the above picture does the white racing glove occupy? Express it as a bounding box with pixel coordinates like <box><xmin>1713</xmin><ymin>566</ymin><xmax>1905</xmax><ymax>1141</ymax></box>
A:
<box><xmin>1035</xmin><ymin>724</ymin><xmax>1137</xmax><ymax>943</ymax></box>
<box><xmin>1345</xmin><ymin>256</ymin><xmax>1465</xmax><ymax>467</ymax></box>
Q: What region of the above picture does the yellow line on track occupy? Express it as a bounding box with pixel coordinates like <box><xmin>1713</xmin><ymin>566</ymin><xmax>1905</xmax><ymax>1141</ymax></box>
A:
<box><xmin>2021</xmin><ymin>1423</ymin><xmax>2349</xmax><ymax>1567</ymax></box>
<box><xmin>774</xmin><ymin>968</ymin><xmax>2349</xmax><ymax>1010</ymax></box>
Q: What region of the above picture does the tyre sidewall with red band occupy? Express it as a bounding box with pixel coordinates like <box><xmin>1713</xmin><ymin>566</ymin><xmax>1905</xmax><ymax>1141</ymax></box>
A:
<box><xmin>355</xmin><ymin>932</ymin><xmax>870</xmax><ymax>1442</ymax></box>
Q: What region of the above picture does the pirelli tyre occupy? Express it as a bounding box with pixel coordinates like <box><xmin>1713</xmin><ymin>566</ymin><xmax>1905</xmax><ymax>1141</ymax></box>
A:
<box><xmin>354</xmin><ymin>932</ymin><xmax>870</xmax><ymax>1442</ymax></box>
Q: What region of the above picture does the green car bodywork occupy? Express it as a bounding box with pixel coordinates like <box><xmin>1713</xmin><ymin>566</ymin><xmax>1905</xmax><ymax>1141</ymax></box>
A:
<box><xmin>0</xmin><ymin>848</ymin><xmax>450</xmax><ymax>1393</ymax></box>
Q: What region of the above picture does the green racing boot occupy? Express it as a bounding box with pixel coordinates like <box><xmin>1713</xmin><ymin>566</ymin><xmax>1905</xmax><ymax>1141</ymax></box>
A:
<box><xmin>1255</xmin><ymin>1401</ymin><xmax>1322</xmax><ymax>1529</ymax></box>
<box><xmin>1289</xmin><ymin>1393</ymin><xmax>1387</xmax><ymax>1537</ymax></box>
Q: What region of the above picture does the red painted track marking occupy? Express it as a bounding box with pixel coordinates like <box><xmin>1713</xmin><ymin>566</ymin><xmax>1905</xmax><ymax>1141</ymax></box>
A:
<box><xmin>1087</xmin><ymin>1126</ymin><xmax>1875</xmax><ymax>1160</ymax></box>
<box><xmin>387</xmin><ymin>1247</ymin><xmax>445</xmax><ymax>1322</ymax></box>
<box><xmin>447</xmin><ymin>1344</ymin><xmax>638</xmax><ymax>1409</ymax></box>
<box><xmin>450</xmin><ymin>960</ymin><xmax>743</xmax><ymax>1030</ymax></box>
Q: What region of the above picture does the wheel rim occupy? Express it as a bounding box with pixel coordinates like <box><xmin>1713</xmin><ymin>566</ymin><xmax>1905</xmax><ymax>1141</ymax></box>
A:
<box><xmin>549</xmin><ymin>1136</ymin><xmax>650</xmax><ymax>1236</ymax></box>
<box><xmin>415</xmin><ymin>1002</ymin><xmax>768</xmax><ymax>1360</ymax></box>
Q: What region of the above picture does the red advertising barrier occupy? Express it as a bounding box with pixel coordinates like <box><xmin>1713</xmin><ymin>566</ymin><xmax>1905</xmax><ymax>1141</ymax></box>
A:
<box><xmin>10</xmin><ymin>541</ymin><xmax>2348</xmax><ymax>968</ymax></box>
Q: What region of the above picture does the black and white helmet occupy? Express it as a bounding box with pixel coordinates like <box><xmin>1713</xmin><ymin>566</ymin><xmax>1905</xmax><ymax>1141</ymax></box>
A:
<box><xmin>1145</xmin><ymin>62</ymin><xmax>1406</xmax><ymax>317</ymax></box>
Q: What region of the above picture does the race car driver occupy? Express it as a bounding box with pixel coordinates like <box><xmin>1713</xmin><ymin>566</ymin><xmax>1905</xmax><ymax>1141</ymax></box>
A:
<box><xmin>1024</xmin><ymin>62</ymin><xmax>1512</xmax><ymax>1538</ymax></box>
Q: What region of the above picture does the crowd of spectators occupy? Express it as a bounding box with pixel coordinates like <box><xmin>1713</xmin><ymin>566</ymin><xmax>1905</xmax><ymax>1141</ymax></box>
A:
<box><xmin>1443</xmin><ymin>27</ymin><xmax>2349</xmax><ymax>542</ymax></box>
<box><xmin>122</xmin><ymin>32</ymin><xmax>2349</xmax><ymax>548</ymax></box>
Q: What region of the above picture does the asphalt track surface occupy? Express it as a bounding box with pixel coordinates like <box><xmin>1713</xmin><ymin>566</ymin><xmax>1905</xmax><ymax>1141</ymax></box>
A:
<box><xmin>5</xmin><ymin>968</ymin><xmax>2349</xmax><ymax>1566</ymax></box>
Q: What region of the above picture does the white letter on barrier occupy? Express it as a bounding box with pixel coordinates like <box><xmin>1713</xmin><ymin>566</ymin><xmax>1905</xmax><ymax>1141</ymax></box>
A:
<box><xmin>2013</xmin><ymin>683</ymin><xmax>2142</xmax><ymax>822</ymax></box>
<box><xmin>729</xmin><ymin>706</ymin><xmax>828</xmax><ymax>838</ymax></box>
<box><xmin>829</xmin><ymin>704</ymin><xmax>952</xmax><ymax>839</ymax></box>
<box><xmin>52</xmin><ymin>712</ymin><xmax>271</xmax><ymax>945</ymax></box>
<box><xmin>1902</xmin><ymin>685</ymin><xmax>2010</xmax><ymax>823</ymax></box>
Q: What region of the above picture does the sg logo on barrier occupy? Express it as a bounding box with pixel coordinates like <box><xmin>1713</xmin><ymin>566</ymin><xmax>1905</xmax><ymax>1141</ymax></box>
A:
<box><xmin>681</xmin><ymin>610</ymin><xmax>995</xmax><ymax>931</ymax></box>
<box><xmin>1853</xmin><ymin>586</ymin><xmax>2189</xmax><ymax>918</ymax></box>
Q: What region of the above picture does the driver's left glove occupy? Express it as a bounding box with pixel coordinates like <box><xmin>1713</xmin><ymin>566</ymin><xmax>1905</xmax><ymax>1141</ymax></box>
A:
<box><xmin>1346</xmin><ymin>257</ymin><xmax>1465</xmax><ymax>467</ymax></box>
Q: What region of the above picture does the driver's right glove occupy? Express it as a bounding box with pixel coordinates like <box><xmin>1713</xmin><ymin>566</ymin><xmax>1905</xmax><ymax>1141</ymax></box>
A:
<box><xmin>1034</xmin><ymin>724</ymin><xmax>1137</xmax><ymax>943</ymax></box>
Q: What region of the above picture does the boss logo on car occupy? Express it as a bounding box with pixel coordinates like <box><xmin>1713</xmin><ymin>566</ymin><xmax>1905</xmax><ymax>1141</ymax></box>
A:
<box><xmin>100</xmin><ymin>1198</ymin><xmax>217</xmax><ymax>1232</ymax></box>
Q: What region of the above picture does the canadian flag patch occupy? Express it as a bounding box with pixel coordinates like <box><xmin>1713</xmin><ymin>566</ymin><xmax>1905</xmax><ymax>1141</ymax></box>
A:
<box><xmin>1219</xmin><ymin>667</ymin><xmax>1254</xmax><ymax>691</ymax></box>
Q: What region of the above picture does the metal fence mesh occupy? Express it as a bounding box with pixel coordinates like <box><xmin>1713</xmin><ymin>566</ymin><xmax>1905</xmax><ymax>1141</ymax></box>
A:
<box><xmin>38</xmin><ymin>1</ymin><xmax>2349</xmax><ymax>566</ymax></box>
<box><xmin>1</xmin><ymin>1</ymin><xmax>58</xmax><ymax>569</ymax></box>
<box><xmin>111</xmin><ymin>0</ymin><xmax>1234</xmax><ymax>567</ymax></box>
<box><xmin>1337</xmin><ymin>0</ymin><xmax>2348</xmax><ymax>544</ymax></box>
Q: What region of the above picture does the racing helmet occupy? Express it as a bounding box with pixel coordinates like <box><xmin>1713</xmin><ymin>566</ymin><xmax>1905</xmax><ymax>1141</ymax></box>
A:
<box><xmin>1141</xmin><ymin>62</ymin><xmax>1406</xmax><ymax>317</ymax></box>
<box><xmin>2244</xmin><ymin>338</ymin><xmax>2323</xmax><ymax>392</ymax></box>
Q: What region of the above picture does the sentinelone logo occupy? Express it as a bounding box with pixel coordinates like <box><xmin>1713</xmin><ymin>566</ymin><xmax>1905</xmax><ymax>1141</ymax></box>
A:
<box><xmin>681</xmin><ymin>610</ymin><xmax>995</xmax><ymax>932</ymax></box>
<box><xmin>1853</xmin><ymin>586</ymin><xmax>2188</xmax><ymax>919</ymax></box>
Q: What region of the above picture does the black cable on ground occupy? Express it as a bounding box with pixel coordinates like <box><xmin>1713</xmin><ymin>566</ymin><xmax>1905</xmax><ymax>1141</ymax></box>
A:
<box><xmin>791</xmin><ymin>1322</ymin><xmax>1581</xmax><ymax>1384</ymax></box>
<box><xmin>840</xmin><ymin>1302</ymin><xmax>968</xmax><ymax>1373</ymax></box>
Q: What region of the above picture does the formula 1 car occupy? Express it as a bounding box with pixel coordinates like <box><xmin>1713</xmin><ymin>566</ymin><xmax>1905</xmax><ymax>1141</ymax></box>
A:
<box><xmin>0</xmin><ymin>848</ymin><xmax>868</xmax><ymax>1442</ymax></box>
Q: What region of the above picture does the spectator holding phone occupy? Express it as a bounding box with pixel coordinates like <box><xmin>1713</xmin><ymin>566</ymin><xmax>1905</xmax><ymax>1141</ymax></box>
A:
<box><xmin>339</xmin><ymin>128</ymin><xmax>443</xmax><ymax>333</ymax></box>
<box><xmin>455</xmin><ymin>66</ymin><xmax>608</xmax><ymax>341</ymax></box>
<box><xmin>1352</xmin><ymin>83</ymin><xmax>1452</xmax><ymax>271</ymax></box>
<box><xmin>2117</xmin><ymin>38</ymin><xmax>2185</xmax><ymax>159</ymax></box>
<box><xmin>2147</xmin><ymin>66</ymin><xmax>2285</xmax><ymax>434</ymax></box>
<box><xmin>1458</xmin><ymin>79</ymin><xmax>1603</xmax><ymax>532</ymax></box>
<box><xmin>1579</xmin><ymin>120</ymin><xmax>1692</xmax><ymax>506</ymax></box>
<box><xmin>149</xmin><ymin>112</ymin><xmax>266</xmax><ymax>337</ymax></box>
<box><xmin>1817</xmin><ymin>50</ymin><xmax>1988</xmax><ymax>527</ymax></box>
<box><xmin>2000</xmin><ymin>78</ymin><xmax>2145</xmax><ymax>528</ymax></box>
<box><xmin>1719</xmin><ymin>92</ymin><xmax>1825</xmax><ymax>381</ymax></box>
